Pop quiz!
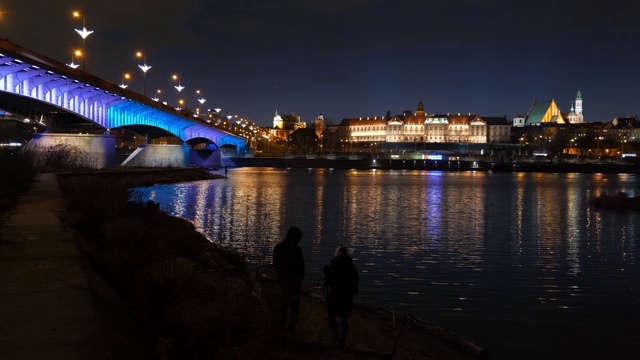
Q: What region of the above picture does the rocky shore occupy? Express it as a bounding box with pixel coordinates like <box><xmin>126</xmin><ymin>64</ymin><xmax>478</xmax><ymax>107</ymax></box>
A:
<box><xmin>3</xmin><ymin>167</ymin><xmax>487</xmax><ymax>359</ymax></box>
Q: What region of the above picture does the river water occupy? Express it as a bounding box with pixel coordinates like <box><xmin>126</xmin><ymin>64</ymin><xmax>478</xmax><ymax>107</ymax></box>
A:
<box><xmin>133</xmin><ymin>168</ymin><xmax>639</xmax><ymax>360</ymax></box>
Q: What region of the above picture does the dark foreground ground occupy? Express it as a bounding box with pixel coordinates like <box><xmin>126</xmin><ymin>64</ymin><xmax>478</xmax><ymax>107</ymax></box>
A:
<box><xmin>0</xmin><ymin>168</ymin><xmax>486</xmax><ymax>360</ymax></box>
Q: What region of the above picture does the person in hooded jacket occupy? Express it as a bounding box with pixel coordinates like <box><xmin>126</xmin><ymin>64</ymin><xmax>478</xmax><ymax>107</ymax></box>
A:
<box><xmin>272</xmin><ymin>226</ymin><xmax>305</xmax><ymax>334</ymax></box>
<box><xmin>323</xmin><ymin>246</ymin><xmax>359</xmax><ymax>347</ymax></box>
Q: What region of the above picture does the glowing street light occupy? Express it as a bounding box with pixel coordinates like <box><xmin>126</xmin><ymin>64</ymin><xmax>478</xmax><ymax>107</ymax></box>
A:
<box><xmin>172</xmin><ymin>74</ymin><xmax>184</xmax><ymax>92</ymax></box>
<box><xmin>119</xmin><ymin>73</ymin><xmax>130</xmax><ymax>89</ymax></box>
<box><xmin>136</xmin><ymin>51</ymin><xmax>151</xmax><ymax>97</ymax></box>
<box><xmin>152</xmin><ymin>89</ymin><xmax>161</xmax><ymax>102</ymax></box>
<box><xmin>196</xmin><ymin>89</ymin><xmax>206</xmax><ymax>105</ymax></box>
<box><xmin>72</xmin><ymin>11</ymin><xmax>93</xmax><ymax>71</ymax></box>
<box><xmin>176</xmin><ymin>99</ymin><xmax>184</xmax><ymax>110</ymax></box>
<box><xmin>66</xmin><ymin>51</ymin><xmax>81</xmax><ymax>69</ymax></box>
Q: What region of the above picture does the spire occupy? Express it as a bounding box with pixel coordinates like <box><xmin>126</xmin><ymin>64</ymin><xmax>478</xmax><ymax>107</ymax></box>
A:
<box><xmin>576</xmin><ymin>89</ymin><xmax>582</xmax><ymax>100</ymax></box>
<box><xmin>415</xmin><ymin>100</ymin><xmax>425</xmax><ymax>116</ymax></box>
<box><xmin>275</xmin><ymin>110</ymin><xmax>278</xmax><ymax>116</ymax></box>
<box><xmin>570</xmin><ymin>101</ymin><xmax>574</xmax><ymax>112</ymax></box>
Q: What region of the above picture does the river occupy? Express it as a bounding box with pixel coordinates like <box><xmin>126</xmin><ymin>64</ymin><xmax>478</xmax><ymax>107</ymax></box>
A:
<box><xmin>133</xmin><ymin>167</ymin><xmax>639</xmax><ymax>360</ymax></box>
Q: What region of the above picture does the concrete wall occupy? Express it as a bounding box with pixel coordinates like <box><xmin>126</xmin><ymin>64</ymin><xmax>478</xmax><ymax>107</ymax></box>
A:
<box><xmin>121</xmin><ymin>144</ymin><xmax>190</xmax><ymax>167</ymax></box>
<box><xmin>24</xmin><ymin>133</ymin><xmax>116</xmax><ymax>168</ymax></box>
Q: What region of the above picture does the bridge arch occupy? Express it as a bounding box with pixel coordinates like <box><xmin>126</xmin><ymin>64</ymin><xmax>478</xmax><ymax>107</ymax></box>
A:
<box><xmin>0</xmin><ymin>38</ymin><xmax>246</xmax><ymax>155</ymax></box>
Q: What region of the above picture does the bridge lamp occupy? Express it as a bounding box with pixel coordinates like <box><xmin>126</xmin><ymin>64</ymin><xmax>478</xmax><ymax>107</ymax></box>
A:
<box><xmin>119</xmin><ymin>73</ymin><xmax>130</xmax><ymax>89</ymax></box>
<box><xmin>176</xmin><ymin>99</ymin><xmax>184</xmax><ymax>110</ymax></box>
<box><xmin>136</xmin><ymin>52</ymin><xmax>151</xmax><ymax>97</ymax></box>
<box><xmin>72</xmin><ymin>11</ymin><xmax>93</xmax><ymax>71</ymax></box>
<box><xmin>66</xmin><ymin>51</ymin><xmax>80</xmax><ymax>69</ymax></box>
<box><xmin>215</xmin><ymin>108</ymin><xmax>222</xmax><ymax>113</ymax></box>
<box><xmin>152</xmin><ymin>89</ymin><xmax>161</xmax><ymax>102</ymax></box>
<box><xmin>172</xmin><ymin>74</ymin><xmax>185</xmax><ymax>92</ymax></box>
<box><xmin>196</xmin><ymin>89</ymin><xmax>206</xmax><ymax>105</ymax></box>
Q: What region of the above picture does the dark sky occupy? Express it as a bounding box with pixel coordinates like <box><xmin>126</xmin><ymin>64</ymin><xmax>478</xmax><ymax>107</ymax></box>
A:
<box><xmin>3</xmin><ymin>0</ymin><xmax>640</xmax><ymax>126</ymax></box>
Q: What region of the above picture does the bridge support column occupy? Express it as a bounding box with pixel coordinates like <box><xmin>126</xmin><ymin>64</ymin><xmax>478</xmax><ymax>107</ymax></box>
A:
<box><xmin>121</xmin><ymin>144</ymin><xmax>190</xmax><ymax>167</ymax></box>
<box><xmin>24</xmin><ymin>133</ymin><xmax>116</xmax><ymax>169</ymax></box>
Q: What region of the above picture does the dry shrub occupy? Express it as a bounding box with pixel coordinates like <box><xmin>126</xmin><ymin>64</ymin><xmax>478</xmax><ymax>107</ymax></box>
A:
<box><xmin>26</xmin><ymin>143</ymin><xmax>92</xmax><ymax>170</ymax></box>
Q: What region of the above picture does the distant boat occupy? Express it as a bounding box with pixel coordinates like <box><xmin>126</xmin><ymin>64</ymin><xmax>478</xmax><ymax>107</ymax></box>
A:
<box><xmin>589</xmin><ymin>191</ymin><xmax>640</xmax><ymax>211</ymax></box>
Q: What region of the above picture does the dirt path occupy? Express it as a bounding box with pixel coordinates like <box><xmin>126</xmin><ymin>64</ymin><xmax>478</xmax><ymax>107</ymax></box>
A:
<box><xmin>0</xmin><ymin>173</ymin><xmax>110</xmax><ymax>360</ymax></box>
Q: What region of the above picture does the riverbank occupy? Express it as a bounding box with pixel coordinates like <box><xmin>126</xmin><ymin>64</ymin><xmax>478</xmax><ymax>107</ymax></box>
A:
<box><xmin>1</xmin><ymin>168</ymin><xmax>486</xmax><ymax>359</ymax></box>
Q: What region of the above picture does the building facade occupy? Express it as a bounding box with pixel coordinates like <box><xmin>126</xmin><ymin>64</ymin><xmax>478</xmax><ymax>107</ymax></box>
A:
<box><xmin>339</xmin><ymin>101</ymin><xmax>510</xmax><ymax>144</ymax></box>
<box><xmin>271</xmin><ymin>111</ymin><xmax>306</xmax><ymax>140</ymax></box>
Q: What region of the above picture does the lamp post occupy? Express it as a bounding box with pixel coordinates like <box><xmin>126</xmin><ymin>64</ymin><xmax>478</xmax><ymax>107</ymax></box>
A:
<box><xmin>621</xmin><ymin>138</ymin><xmax>627</xmax><ymax>156</ymax></box>
<box><xmin>172</xmin><ymin>74</ymin><xmax>184</xmax><ymax>92</ymax></box>
<box><xmin>66</xmin><ymin>51</ymin><xmax>80</xmax><ymax>68</ymax></box>
<box><xmin>172</xmin><ymin>75</ymin><xmax>184</xmax><ymax>107</ymax></box>
<box><xmin>119</xmin><ymin>73</ymin><xmax>130</xmax><ymax>89</ymax></box>
<box><xmin>519</xmin><ymin>137</ymin><xmax>523</xmax><ymax>155</ymax></box>
<box><xmin>196</xmin><ymin>89</ymin><xmax>206</xmax><ymax>105</ymax></box>
<box><xmin>72</xmin><ymin>11</ymin><xmax>93</xmax><ymax>71</ymax></box>
<box><xmin>538</xmin><ymin>135</ymin><xmax>543</xmax><ymax>152</ymax></box>
<box><xmin>136</xmin><ymin>52</ymin><xmax>151</xmax><ymax>97</ymax></box>
<box><xmin>569</xmin><ymin>138</ymin><xmax>575</xmax><ymax>155</ymax></box>
<box><xmin>152</xmin><ymin>89</ymin><xmax>161</xmax><ymax>102</ymax></box>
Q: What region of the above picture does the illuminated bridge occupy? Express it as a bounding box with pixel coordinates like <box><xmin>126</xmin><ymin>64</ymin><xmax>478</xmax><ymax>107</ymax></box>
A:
<box><xmin>0</xmin><ymin>38</ymin><xmax>246</xmax><ymax>167</ymax></box>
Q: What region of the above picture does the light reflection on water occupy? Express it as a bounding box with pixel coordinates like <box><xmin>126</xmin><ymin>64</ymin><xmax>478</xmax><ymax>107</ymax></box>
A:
<box><xmin>134</xmin><ymin>168</ymin><xmax>639</xmax><ymax>360</ymax></box>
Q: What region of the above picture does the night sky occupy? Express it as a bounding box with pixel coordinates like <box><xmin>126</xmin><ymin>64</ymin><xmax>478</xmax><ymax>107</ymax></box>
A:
<box><xmin>2</xmin><ymin>0</ymin><xmax>639</xmax><ymax>126</ymax></box>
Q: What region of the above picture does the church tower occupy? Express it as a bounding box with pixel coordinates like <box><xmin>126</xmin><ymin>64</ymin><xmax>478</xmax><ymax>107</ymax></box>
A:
<box><xmin>273</xmin><ymin>110</ymin><xmax>284</xmax><ymax>129</ymax></box>
<box><xmin>574</xmin><ymin>90</ymin><xmax>583</xmax><ymax>122</ymax></box>
<box><xmin>415</xmin><ymin>100</ymin><xmax>426</xmax><ymax>116</ymax></box>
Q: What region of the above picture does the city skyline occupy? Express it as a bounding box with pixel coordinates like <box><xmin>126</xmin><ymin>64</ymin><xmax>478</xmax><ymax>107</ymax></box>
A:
<box><xmin>2</xmin><ymin>0</ymin><xmax>639</xmax><ymax>126</ymax></box>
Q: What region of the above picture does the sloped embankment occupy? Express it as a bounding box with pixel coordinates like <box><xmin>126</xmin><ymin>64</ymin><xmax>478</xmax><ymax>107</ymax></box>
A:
<box><xmin>58</xmin><ymin>168</ymin><xmax>486</xmax><ymax>359</ymax></box>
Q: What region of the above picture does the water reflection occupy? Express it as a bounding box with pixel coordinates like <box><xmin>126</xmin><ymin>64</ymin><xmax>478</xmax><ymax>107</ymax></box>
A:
<box><xmin>134</xmin><ymin>168</ymin><xmax>640</xmax><ymax>360</ymax></box>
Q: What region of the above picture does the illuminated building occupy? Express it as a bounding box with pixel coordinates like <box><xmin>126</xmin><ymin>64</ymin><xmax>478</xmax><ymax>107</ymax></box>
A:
<box><xmin>517</xmin><ymin>90</ymin><xmax>584</xmax><ymax>126</ymax></box>
<box><xmin>339</xmin><ymin>101</ymin><xmax>507</xmax><ymax>144</ymax></box>
<box><xmin>271</xmin><ymin>111</ymin><xmax>306</xmax><ymax>140</ymax></box>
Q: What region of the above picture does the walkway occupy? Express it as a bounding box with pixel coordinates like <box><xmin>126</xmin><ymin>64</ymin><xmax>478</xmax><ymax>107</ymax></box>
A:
<box><xmin>0</xmin><ymin>173</ymin><xmax>109</xmax><ymax>360</ymax></box>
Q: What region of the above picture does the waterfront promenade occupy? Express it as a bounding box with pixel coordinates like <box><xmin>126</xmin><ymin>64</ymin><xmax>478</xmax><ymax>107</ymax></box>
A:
<box><xmin>0</xmin><ymin>173</ymin><xmax>110</xmax><ymax>360</ymax></box>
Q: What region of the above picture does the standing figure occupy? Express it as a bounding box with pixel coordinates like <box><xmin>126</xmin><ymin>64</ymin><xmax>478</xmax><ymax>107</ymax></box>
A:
<box><xmin>324</xmin><ymin>246</ymin><xmax>359</xmax><ymax>347</ymax></box>
<box><xmin>272</xmin><ymin>226</ymin><xmax>305</xmax><ymax>334</ymax></box>
<box><xmin>224</xmin><ymin>166</ymin><xmax>228</xmax><ymax>178</ymax></box>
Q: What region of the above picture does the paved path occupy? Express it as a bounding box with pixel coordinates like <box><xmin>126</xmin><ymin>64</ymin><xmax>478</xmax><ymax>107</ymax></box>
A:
<box><xmin>0</xmin><ymin>173</ymin><xmax>109</xmax><ymax>360</ymax></box>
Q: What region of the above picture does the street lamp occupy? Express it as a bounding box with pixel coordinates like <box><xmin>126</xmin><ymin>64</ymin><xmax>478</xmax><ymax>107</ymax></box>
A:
<box><xmin>72</xmin><ymin>11</ymin><xmax>93</xmax><ymax>71</ymax></box>
<box><xmin>119</xmin><ymin>73</ymin><xmax>130</xmax><ymax>89</ymax></box>
<box><xmin>66</xmin><ymin>51</ymin><xmax>80</xmax><ymax>68</ymax></box>
<box><xmin>176</xmin><ymin>99</ymin><xmax>184</xmax><ymax>110</ymax></box>
<box><xmin>569</xmin><ymin>138</ymin><xmax>575</xmax><ymax>154</ymax></box>
<box><xmin>152</xmin><ymin>89</ymin><xmax>161</xmax><ymax>102</ymax></box>
<box><xmin>621</xmin><ymin>138</ymin><xmax>627</xmax><ymax>156</ymax></box>
<box><xmin>538</xmin><ymin>135</ymin><xmax>543</xmax><ymax>152</ymax></box>
<box><xmin>136</xmin><ymin>51</ymin><xmax>151</xmax><ymax>97</ymax></box>
<box><xmin>196</xmin><ymin>89</ymin><xmax>206</xmax><ymax>105</ymax></box>
<box><xmin>172</xmin><ymin>74</ymin><xmax>184</xmax><ymax>92</ymax></box>
<box><xmin>519</xmin><ymin>137</ymin><xmax>524</xmax><ymax>155</ymax></box>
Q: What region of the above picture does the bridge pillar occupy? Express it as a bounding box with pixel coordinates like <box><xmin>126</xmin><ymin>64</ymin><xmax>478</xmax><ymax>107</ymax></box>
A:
<box><xmin>121</xmin><ymin>144</ymin><xmax>190</xmax><ymax>167</ymax></box>
<box><xmin>24</xmin><ymin>133</ymin><xmax>116</xmax><ymax>169</ymax></box>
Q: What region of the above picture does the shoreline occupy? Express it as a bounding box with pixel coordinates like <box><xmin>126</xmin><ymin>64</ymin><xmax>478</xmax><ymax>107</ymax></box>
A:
<box><xmin>224</xmin><ymin>156</ymin><xmax>640</xmax><ymax>174</ymax></box>
<box><xmin>57</xmin><ymin>167</ymin><xmax>485</xmax><ymax>359</ymax></box>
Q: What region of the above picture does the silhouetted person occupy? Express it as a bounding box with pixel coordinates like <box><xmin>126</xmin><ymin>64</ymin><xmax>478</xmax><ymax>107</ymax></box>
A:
<box><xmin>272</xmin><ymin>226</ymin><xmax>305</xmax><ymax>334</ymax></box>
<box><xmin>224</xmin><ymin>166</ymin><xmax>228</xmax><ymax>178</ymax></box>
<box><xmin>323</xmin><ymin>246</ymin><xmax>359</xmax><ymax>347</ymax></box>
